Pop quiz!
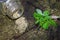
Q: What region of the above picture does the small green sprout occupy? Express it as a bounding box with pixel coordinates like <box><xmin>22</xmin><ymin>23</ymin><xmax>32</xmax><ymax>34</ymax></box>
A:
<box><xmin>33</xmin><ymin>9</ymin><xmax>57</xmax><ymax>30</ymax></box>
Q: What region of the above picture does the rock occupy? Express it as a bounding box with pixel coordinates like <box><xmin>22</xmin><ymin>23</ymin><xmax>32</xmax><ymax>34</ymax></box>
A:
<box><xmin>2</xmin><ymin>0</ymin><xmax>24</xmax><ymax>19</ymax></box>
<box><xmin>13</xmin><ymin>11</ymin><xmax>23</xmax><ymax>19</ymax></box>
<box><xmin>15</xmin><ymin>17</ymin><xmax>29</xmax><ymax>34</ymax></box>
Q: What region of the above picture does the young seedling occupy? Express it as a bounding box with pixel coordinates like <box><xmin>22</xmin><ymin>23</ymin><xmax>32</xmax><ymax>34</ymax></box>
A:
<box><xmin>33</xmin><ymin>9</ymin><xmax>57</xmax><ymax>30</ymax></box>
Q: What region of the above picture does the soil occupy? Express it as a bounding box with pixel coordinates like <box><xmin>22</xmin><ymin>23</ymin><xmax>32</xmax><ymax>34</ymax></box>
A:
<box><xmin>0</xmin><ymin>0</ymin><xmax>60</xmax><ymax>40</ymax></box>
<box><xmin>16</xmin><ymin>0</ymin><xmax>60</xmax><ymax>40</ymax></box>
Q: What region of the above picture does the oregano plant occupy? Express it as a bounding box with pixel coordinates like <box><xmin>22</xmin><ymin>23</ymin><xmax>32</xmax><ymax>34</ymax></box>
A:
<box><xmin>33</xmin><ymin>9</ymin><xmax>57</xmax><ymax>30</ymax></box>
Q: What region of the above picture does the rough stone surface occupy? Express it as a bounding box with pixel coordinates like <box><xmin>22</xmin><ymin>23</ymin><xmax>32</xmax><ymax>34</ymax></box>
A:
<box><xmin>15</xmin><ymin>16</ymin><xmax>28</xmax><ymax>34</ymax></box>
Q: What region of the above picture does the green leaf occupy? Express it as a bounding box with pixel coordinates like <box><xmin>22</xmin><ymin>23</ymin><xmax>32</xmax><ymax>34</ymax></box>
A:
<box><xmin>40</xmin><ymin>22</ymin><xmax>44</xmax><ymax>27</ymax></box>
<box><xmin>35</xmin><ymin>20</ymin><xmax>39</xmax><ymax>24</ymax></box>
<box><xmin>49</xmin><ymin>20</ymin><xmax>57</xmax><ymax>27</ymax></box>
<box><xmin>39</xmin><ymin>17</ymin><xmax>44</xmax><ymax>22</ymax></box>
<box><xmin>36</xmin><ymin>9</ymin><xmax>43</xmax><ymax>15</ymax></box>
<box><xmin>42</xmin><ymin>22</ymin><xmax>49</xmax><ymax>29</ymax></box>
<box><xmin>43</xmin><ymin>10</ymin><xmax>49</xmax><ymax>16</ymax></box>
<box><xmin>44</xmin><ymin>16</ymin><xmax>51</xmax><ymax>21</ymax></box>
<box><xmin>33</xmin><ymin>12</ymin><xmax>39</xmax><ymax>19</ymax></box>
<box><xmin>33</xmin><ymin>12</ymin><xmax>42</xmax><ymax>20</ymax></box>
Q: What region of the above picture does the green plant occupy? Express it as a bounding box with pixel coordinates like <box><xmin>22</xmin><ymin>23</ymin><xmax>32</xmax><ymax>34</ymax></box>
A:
<box><xmin>33</xmin><ymin>9</ymin><xmax>57</xmax><ymax>30</ymax></box>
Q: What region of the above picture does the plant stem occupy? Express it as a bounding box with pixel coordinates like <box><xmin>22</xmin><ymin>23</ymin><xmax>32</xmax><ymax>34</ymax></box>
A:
<box><xmin>51</xmin><ymin>16</ymin><xmax>60</xmax><ymax>19</ymax></box>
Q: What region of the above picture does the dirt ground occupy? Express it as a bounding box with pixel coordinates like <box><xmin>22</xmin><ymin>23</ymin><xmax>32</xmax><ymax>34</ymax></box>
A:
<box><xmin>0</xmin><ymin>0</ymin><xmax>60</xmax><ymax>40</ymax></box>
<box><xmin>18</xmin><ymin>0</ymin><xmax>60</xmax><ymax>40</ymax></box>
